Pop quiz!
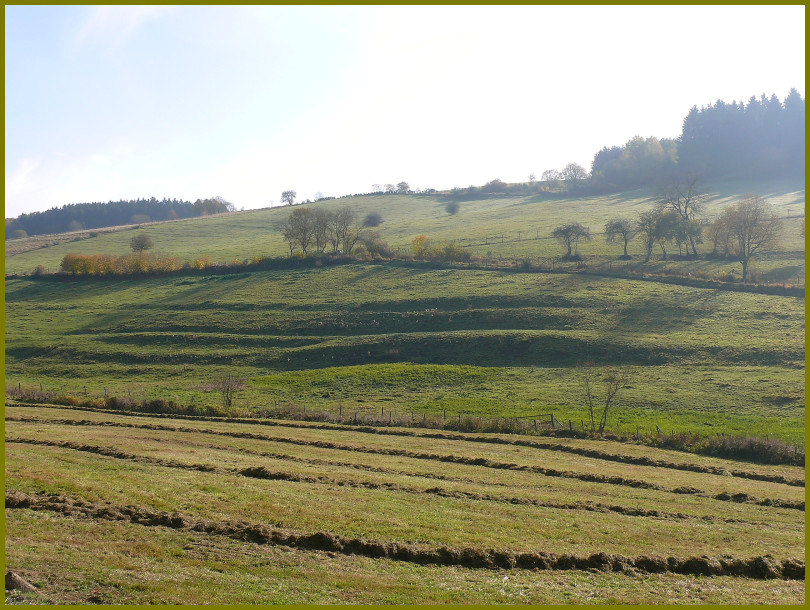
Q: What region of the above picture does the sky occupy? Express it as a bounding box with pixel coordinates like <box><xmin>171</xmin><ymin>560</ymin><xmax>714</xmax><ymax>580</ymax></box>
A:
<box><xmin>5</xmin><ymin>5</ymin><xmax>806</xmax><ymax>217</ymax></box>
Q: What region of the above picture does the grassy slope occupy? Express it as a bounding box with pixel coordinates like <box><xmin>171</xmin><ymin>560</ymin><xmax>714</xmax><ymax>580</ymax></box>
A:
<box><xmin>4</xmin><ymin>176</ymin><xmax>805</xmax><ymax>443</ymax></box>
<box><xmin>4</xmin><ymin>406</ymin><xmax>805</xmax><ymax>604</ymax></box>
<box><xmin>4</xmin><ymin>176</ymin><xmax>805</xmax><ymax>280</ymax></box>
<box><xmin>4</xmin><ymin>261</ymin><xmax>805</xmax><ymax>444</ymax></box>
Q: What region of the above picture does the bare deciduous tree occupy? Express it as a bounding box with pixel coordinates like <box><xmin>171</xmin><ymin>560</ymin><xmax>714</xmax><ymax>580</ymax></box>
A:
<box><xmin>282</xmin><ymin>207</ymin><xmax>314</xmax><ymax>255</ymax></box>
<box><xmin>212</xmin><ymin>373</ymin><xmax>244</xmax><ymax>409</ymax></box>
<box><xmin>327</xmin><ymin>206</ymin><xmax>361</xmax><ymax>254</ymax></box>
<box><xmin>562</xmin><ymin>162</ymin><xmax>588</xmax><ymax>187</ymax></box>
<box><xmin>281</xmin><ymin>190</ymin><xmax>297</xmax><ymax>206</ymax></box>
<box><xmin>581</xmin><ymin>363</ymin><xmax>629</xmax><ymax>435</ymax></box>
<box><xmin>312</xmin><ymin>208</ymin><xmax>331</xmax><ymax>253</ymax></box>
<box><xmin>719</xmin><ymin>195</ymin><xmax>782</xmax><ymax>284</ymax></box>
<box><xmin>658</xmin><ymin>174</ymin><xmax>705</xmax><ymax>256</ymax></box>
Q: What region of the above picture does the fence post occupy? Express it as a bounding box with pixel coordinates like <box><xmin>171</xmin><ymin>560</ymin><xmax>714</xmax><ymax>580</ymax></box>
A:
<box><xmin>443</xmin><ymin>409</ymin><xmax>446</xmax><ymax>420</ymax></box>
<box><xmin>458</xmin><ymin>412</ymin><xmax>462</xmax><ymax>425</ymax></box>
<box><xmin>550</xmin><ymin>414</ymin><xmax>555</xmax><ymax>429</ymax></box>
<box><xmin>534</xmin><ymin>419</ymin><xmax>538</xmax><ymax>432</ymax></box>
<box><xmin>569</xmin><ymin>420</ymin><xmax>573</xmax><ymax>431</ymax></box>
<box><xmin>339</xmin><ymin>405</ymin><xmax>342</xmax><ymax>417</ymax></box>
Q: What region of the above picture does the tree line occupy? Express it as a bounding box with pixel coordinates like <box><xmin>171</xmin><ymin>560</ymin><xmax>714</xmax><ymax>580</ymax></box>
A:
<box><xmin>587</xmin><ymin>88</ymin><xmax>804</xmax><ymax>191</ymax></box>
<box><xmin>281</xmin><ymin>206</ymin><xmax>393</xmax><ymax>259</ymax></box>
<box><xmin>6</xmin><ymin>196</ymin><xmax>235</xmax><ymax>239</ymax></box>
<box><xmin>552</xmin><ymin>179</ymin><xmax>785</xmax><ymax>284</ymax></box>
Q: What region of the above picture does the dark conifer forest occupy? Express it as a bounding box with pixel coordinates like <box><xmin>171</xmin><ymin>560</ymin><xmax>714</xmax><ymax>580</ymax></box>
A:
<box><xmin>6</xmin><ymin>197</ymin><xmax>233</xmax><ymax>238</ymax></box>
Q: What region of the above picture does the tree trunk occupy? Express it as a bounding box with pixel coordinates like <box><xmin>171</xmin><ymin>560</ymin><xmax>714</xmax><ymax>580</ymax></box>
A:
<box><xmin>688</xmin><ymin>235</ymin><xmax>698</xmax><ymax>257</ymax></box>
<box><xmin>741</xmin><ymin>258</ymin><xmax>748</xmax><ymax>285</ymax></box>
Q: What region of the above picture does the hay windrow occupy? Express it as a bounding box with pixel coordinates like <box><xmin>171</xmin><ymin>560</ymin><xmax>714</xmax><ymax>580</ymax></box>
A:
<box><xmin>9</xmin><ymin>437</ymin><xmax>754</xmax><ymax>524</ymax></box>
<box><xmin>5</xmin><ymin>491</ymin><xmax>803</xmax><ymax>581</ymax></box>
<box><xmin>8</xmin><ymin>406</ymin><xmax>804</xmax><ymax>485</ymax></box>
<box><xmin>6</xmin><ymin>418</ymin><xmax>803</xmax><ymax>511</ymax></box>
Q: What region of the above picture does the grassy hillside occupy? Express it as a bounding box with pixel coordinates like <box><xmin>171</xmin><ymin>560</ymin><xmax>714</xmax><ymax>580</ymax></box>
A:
<box><xmin>4</xmin><ymin>177</ymin><xmax>804</xmax><ymax>283</ymax></box>
<box><xmin>5</xmin><ymin>263</ymin><xmax>804</xmax><ymax>445</ymax></box>
<box><xmin>4</xmin><ymin>405</ymin><xmax>804</xmax><ymax>604</ymax></box>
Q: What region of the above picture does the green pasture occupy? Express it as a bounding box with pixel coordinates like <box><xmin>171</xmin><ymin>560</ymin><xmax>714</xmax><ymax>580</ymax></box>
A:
<box><xmin>4</xmin><ymin>177</ymin><xmax>804</xmax><ymax>284</ymax></box>
<box><xmin>5</xmin><ymin>261</ymin><xmax>804</xmax><ymax>445</ymax></box>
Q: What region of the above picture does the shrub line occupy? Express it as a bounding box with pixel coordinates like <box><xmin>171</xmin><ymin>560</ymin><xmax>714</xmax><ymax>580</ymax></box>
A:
<box><xmin>8</xmin><ymin>395</ymin><xmax>805</xmax><ymax>470</ymax></box>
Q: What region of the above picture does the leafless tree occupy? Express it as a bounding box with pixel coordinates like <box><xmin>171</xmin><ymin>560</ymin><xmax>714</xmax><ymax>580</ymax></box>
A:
<box><xmin>658</xmin><ymin>174</ymin><xmax>705</xmax><ymax>256</ymax></box>
<box><xmin>312</xmin><ymin>208</ymin><xmax>331</xmax><ymax>253</ymax></box>
<box><xmin>581</xmin><ymin>363</ymin><xmax>629</xmax><ymax>435</ymax></box>
<box><xmin>212</xmin><ymin>373</ymin><xmax>244</xmax><ymax>409</ymax></box>
<box><xmin>562</xmin><ymin>162</ymin><xmax>588</xmax><ymax>187</ymax></box>
<box><xmin>541</xmin><ymin>169</ymin><xmax>562</xmax><ymax>190</ymax></box>
<box><xmin>281</xmin><ymin>190</ymin><xmax>297</xmax><ymax>206</ymax></box>
<box><xmin>282</xmin><ymin>207</ymin><xmax>314</xmax><ymax>255</ymax></box>
<box><xmin>328</xmin><ymin>206</ymin><xmax>361</xmax><ymax>254</ymax></box>
<box><xmin>719</xmin><ymin>195</ymin><xmax>782</xmax><ymax>284</ymax></box>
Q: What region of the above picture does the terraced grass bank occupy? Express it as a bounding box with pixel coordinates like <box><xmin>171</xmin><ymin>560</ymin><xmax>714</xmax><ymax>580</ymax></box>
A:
<box><xmin>5</xmin><ymin>263</ymin><xmax>805</xmax><ymax>445</ymax></box>
<box><xmin>4</xmin><ymin>405</ymin><xmax>805</xmax><ymax>604</ymax></box>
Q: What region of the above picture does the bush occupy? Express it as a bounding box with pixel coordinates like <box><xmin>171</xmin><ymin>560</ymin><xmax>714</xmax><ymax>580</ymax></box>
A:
<box><xmin>32</xmin><ymin>265</ymin><xmax>46</xmax><ymax>276</ymax></box>
<box><xmin>130</xmin><ymin>233</ymin><xmax>153</xmax><ymax>252</ymax></box>
<box><xmin>445</xmin><ymin>201</ymin><xmax>460</xmax><ymax>215</ymax></box>
<box><xmin>10</xmin><ymin>229</ymin><xmax>27</xmax><ymax>239</ymax></box>
<box><xmin>60</xmin><ymin>252</ymin><xmax>182</xmax><ymax>276</ymax></box>
<box><xmin>362</xmin><ymin>212</ymin><xmax>382</xmax><ymax>227</ymax></box>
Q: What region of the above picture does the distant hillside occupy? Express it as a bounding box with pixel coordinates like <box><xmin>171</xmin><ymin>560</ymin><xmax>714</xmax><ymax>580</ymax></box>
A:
<box><xmin>5</xmin><ymin>196</ymin><xmax>234</xmax><ymax>239</ymax></box>
<box><xmin>4</xmin><ymin>176</ymin><xmax>804</xmax><ymax>286</ymax></box>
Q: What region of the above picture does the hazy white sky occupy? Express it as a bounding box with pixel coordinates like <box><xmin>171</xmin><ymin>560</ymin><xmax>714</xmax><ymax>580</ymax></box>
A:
<box><xmin>5</xmin><ymin>5</ymin><xmax>805</xmax><ymax>216</ymax></box>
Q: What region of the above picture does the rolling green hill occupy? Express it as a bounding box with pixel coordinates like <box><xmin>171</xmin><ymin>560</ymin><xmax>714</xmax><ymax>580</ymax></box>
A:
<box><xmin>4</xmin><ymin>176</ymin><xmax>805</xmax><ymax>446</ymax></box>
<box><xmin>4</xmin><ymin>177</ymin><xmax>805</xmax><ymax>603</ymax></box>
<box><xmin>4</xmin><ymin>177</ymin><xmax>805</xmax><ymax>282</ymax></box>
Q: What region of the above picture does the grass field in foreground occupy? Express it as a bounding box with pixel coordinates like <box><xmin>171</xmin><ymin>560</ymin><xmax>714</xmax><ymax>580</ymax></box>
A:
<box><xmin>5</xmin><ymin>262</ymin><xmax>805</xmax><ymax>445</ymax></box>
<box><xmin>4</xmin><ymin>405</ymin><xmax>805</xmax><ymax>604</ymax></box>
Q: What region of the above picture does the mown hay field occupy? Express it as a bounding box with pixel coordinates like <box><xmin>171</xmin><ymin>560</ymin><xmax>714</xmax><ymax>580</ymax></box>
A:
<box><xmin>4</xmin><ymin>404</ymin><xmax>805</xmax><ymax>604</ymax></box>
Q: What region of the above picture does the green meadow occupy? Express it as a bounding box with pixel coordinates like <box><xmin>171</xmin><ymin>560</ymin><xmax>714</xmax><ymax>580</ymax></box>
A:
<box><xmin>4</xmin><ymin>179</ymin><xmax>805</xmax><ymax>604</ymax></box>
<box><xmin>5</xmin><ymin>261</ymin><xmax>804</xmax><ymax>445</ymax></box>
